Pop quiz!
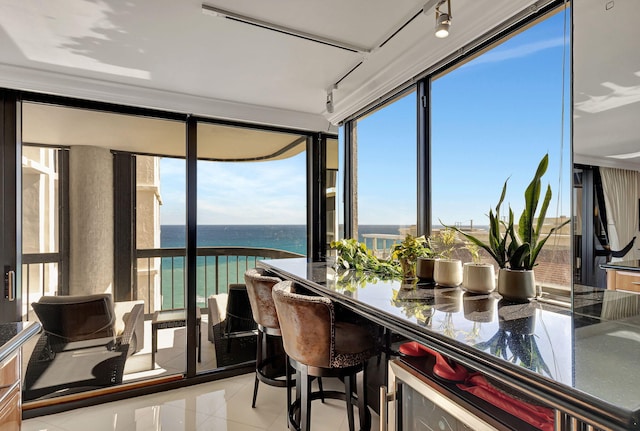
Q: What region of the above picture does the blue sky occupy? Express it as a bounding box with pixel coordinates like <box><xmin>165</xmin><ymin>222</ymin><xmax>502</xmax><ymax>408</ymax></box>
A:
<box><xmin>160</xmin><ymin>8</ymin><xmax>571</xmax><ymax>227</ymax></box>
<box><xmin>355</xmin><ymin>9</ymin><xmax>571</xmax><ymax>226</ymax></box>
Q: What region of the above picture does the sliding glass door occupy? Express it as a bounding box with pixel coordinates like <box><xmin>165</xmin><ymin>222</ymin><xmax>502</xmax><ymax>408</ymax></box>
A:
<box><xmin>15</xmin><ymin>96</ymin><xmax>327</xmax><ymax>405</ymax></box>
<box><xmin>0</xmin><ymin>91</ymin><xmax>20</xmax><ymax>323</ymax></box>
<box><xmin>195</xmin><ymin>121</ymin><xmax>308</xmax><ymax>374</ymax></box>
<box><xmin>20</xmin><ymin>100</ymin><xmax>189</xmax><ymax>402</ymax></box>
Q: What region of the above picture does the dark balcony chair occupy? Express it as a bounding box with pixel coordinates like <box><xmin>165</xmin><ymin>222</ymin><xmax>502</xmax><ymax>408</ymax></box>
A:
<box><xmin>223</xmin><ymin>283</ymin><xmax>258</xmax><ymax>352</ymax></box>
<box><xmin>24</xmin><ymin>293</ymin><xmax>143</xmax><ymax>401</ymax></box>
<box><xmin>244</xmin><ymin>268</ymin><xmax>293</xmax><ymax>408</ymax></box>
<box><xmin>272</xmin><ymin>280</ymin><xmax>376</xmax><ymax>431</ymax></box>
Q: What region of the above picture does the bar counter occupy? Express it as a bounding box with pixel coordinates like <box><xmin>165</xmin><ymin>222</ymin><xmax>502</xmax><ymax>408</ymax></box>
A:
<box><xmin>1</xmin><ymin>320</ymin><xmax>41</xmax><ymax>430</ymax></box>
<box><xmin>259</xmin><ymin>258</ymin><xmax>640</xmax><ymax>431</ymax></box>
<box><xmin>0</xmin><ymin>321</ymin><xmax>41</xmax><ymax>363</ymax></box>
<box><xmin>601</xmin><ymin>260</ymin><xmax>640</xmax><ymax>292</ymax></box>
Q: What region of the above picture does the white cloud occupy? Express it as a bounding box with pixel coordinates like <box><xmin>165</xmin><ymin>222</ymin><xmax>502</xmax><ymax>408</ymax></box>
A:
<box><xmin>463</xmin><ymin>37</ymin><xmax>566</xmax><ymax>67</ymax></box>
<box><xmin>160</xmin><ymin>156</ymin><xmax>306</xmax><ymax>225</ymax></box>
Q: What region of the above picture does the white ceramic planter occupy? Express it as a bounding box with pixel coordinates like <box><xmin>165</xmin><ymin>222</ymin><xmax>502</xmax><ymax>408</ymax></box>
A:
<box><xmin>433</xmin><ymin>259</ymin><xmax>463</xmax><ymax>287</ymax></box>
<box><xmin>462</xmin><ymin>263</ymin><xmax>496</xmax><ymax>293</ymax></box>
<box><xmin>416</xmin><ymin>257</ymin><xmax>437</xmax><ymax>282</ymax></box>
<box><xmin>497</xmin><ymin>268</ymin><xmax>536</xmax><ymax>302</ymax></box>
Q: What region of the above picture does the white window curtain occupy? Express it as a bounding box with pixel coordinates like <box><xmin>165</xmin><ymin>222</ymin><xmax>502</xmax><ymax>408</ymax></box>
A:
<box><xmin>600</xmin><ymin>167</ymin><xmax>639</xmax><ymax>261</ymax></box>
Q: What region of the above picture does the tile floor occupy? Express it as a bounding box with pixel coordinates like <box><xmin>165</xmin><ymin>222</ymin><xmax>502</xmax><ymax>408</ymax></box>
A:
<box><xmin>22</xmin><ymin>373</ymin><xmax>381</xmax><ymax>431</ymax></box>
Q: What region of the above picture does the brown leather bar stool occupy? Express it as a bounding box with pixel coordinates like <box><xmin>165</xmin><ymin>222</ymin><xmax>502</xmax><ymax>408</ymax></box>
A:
<box><xmin>244</xmin><ymin>268</ymin><xmax>292</xmax><ymax>408</ymax></box>
<box><xmin>272</xmin><ymin>280</ymin><xmax>375</xmax><ymax>431</ymax></box>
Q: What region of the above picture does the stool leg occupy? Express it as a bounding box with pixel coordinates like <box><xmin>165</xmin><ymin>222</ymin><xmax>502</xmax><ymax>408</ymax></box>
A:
<box><xmin>300</xmin><ymin>367</ymin><xmax>312</xmax><ymax>431</ymax></box>
<box><xmin>344</xmin><ymin>374</ymin><xmax>355</xmax><ymax>431</ymax></box>
<box><xmin>252</xmin><ymin>330</ymin><xmax>263</xmax><ymax>408</ymax></box>
<box><xmin>356</xmin><ymin>367</ymin><xmax>371</xmax><ymax>431</ymax></box>
<box><xmin>284</xmin><ymin>355</ymin><xmax>293</xmax><ymax>428</ymax></box>
<box><xmin>286</xmin><ymin>357</ymin><xmax>292</xmax><ymax>429</ymax></box>
<box><xmin>294</xmin><ymin>367</ymin><xmax>302</xmax><ymax>428</ymax></box>
<box><xmin>318</xmin><ymin>377</ymin><xmax>325</xmax><ymax>403</ymax></box>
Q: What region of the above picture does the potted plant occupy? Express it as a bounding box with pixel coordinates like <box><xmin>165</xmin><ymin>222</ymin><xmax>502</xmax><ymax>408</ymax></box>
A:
<box><xmin>431</xmin><ymin>227</ymin><xmax>463</xmax><ymax>287</ymax></box>
<box><xmin>390</xmin><ymin>234</ymin><xmax>432</xmax><ymax>280</ymax></box>
<box><xmin>330</xmin><ymin>238</ymin><xmax>400</xmax><ymax>279</ymax></box>
<box><xmin>461</xmin><ymin>242</ymin><xmax>496</xmax><ymax>293</ymax></box>
<box><xmin>444</xmin><ymin>154</ymin><xmax>569</xmax><ymax>301</ymax></box>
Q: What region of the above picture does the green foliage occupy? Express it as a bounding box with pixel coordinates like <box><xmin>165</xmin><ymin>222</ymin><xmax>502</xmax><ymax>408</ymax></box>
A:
<box><xmin>390</xmin><ymin>234</ymin><xmax>432</xmax><ymax>262</ymax></box>
<box><xmin>465</xmin><ymin>242</ymin><xmax>481</xmax><ymax>264</ymax></box>
<box><xmin>431</xmin><ymin>228</ymin><xmax>458</xmax><ymax>259</ymax></box>
<box><xmin>330</xmin><ymin>238</ymin><xmax>401</xmax><ymax>278</ymax></box>
<box><xmin>443</xmin><ymin>179</ymin><xmax>510</xmax><ymax>268</ymax></box>
<box><xmin>443</xmin><ymin>154</ymin><xmax>569</xmax><ymax>270</ymax></box>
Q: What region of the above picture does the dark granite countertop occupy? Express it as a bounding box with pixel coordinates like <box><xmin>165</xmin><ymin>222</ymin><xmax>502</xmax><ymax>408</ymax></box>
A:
<box><xmin>260</xmin><ymin>258</ymin><xmax>640</xmax><ymax>431</ymax></box>
<box><xmin>0</xmin><ymin>321</ymin><xmax>41</xmax><ymax>363</ymax></box>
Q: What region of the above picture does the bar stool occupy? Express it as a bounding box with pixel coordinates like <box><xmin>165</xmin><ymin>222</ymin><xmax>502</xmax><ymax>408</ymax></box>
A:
<box><xmin>244</xmin><ymin>268</ymin><xmax>292</xmax><ymax>408</ymax></box>
<box><xmin>272</xmin><ymin>280</ymin><xmax>375</xmax><ymax>431</ymax></box>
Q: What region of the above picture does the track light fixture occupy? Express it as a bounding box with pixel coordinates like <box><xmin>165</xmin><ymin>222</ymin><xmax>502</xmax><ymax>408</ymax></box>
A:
<box><xmin>434</xmin><ymin>0</ymin><xmax>452</xmax><ymax>38</ymax></box>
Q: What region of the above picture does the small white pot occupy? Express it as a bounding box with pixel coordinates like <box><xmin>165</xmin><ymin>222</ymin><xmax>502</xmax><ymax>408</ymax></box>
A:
<box><xmin>497</xmin><ymin>268</ymin><xmax>536</xmax><ymax>302</ymax></box>
<box><xmin>462</xmin><ymin>263</ymin><xmax>496</xmax><ymax>293</ymax></box>
<box><xmin>416</xmin><ymin>257</ymin><xmax>437</xmax><ymax>282</ymax></box>
<box><xmin>433</xmin><ymin>259</ymin><xmax>463</xmax><ymax>287</ymax></box>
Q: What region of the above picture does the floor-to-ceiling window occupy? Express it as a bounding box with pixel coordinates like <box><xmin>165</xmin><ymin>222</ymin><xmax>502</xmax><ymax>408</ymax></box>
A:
<box><xmin>351</xmin><ymin>91</ymin><xmax>418</xmax><ymax>258</ymax></box>
<box><xmin>195</xmin><ymin>121</ymin><xmax>308</xmax><ymax>373</ymax></box>
<box><xmin>430</xmin><ymin>7</ymin><xmax>571</xmax><ymax>294</ymax></box>
<box><xmin>18</xmin><ymin>100</ymin><xmax>325</xmax><ymax>403</ymax></box>
<box><xmin>21</xmin><ymin>101</ymin><xmax>190</xmax><ymax>401</ymax></box>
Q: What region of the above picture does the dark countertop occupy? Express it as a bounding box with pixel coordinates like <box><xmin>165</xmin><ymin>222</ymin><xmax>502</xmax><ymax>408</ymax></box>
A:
<box><xmin>0</xmin><ymin>321</ymin><xmax>41</xmax><ymax>363</ymax></box>
<box><xmin>259</xmin><ymin>258</ymin><xmax>640</xmax><ymax>431</ymax></box>
<box><xmin>600</xmin><ymin>260</ymin><xmax>640</xmax><ymax>271</ymax></box>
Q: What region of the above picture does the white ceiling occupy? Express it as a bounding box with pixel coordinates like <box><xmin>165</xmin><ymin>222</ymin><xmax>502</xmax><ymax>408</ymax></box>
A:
<box><xmin>21</xmin><ymin>102</ymin><xmax>307</xmax><ymax>160</ymax></box>
<box><xmin>573</xmin><ymin>0</ymin><xmax>640</xmax><ymax>169</ymax></box>
<box><xmin>0</xmin><ymin>0</ymin><xmax>542</xmax><ymax>131</ymax></box>
<box><xmin>1</xmin><ymin>0</ymin><xmax>636</xmax><ymax>168</ymax></box>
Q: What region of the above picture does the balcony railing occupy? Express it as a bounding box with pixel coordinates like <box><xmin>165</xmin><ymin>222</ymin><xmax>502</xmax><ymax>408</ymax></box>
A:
<box><xmin>23</xmin><ymin>247</ymin><xmax>303</xmax><ymax>315</ymax></box>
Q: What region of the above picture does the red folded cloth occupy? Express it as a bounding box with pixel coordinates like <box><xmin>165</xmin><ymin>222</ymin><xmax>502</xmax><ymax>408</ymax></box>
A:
<box><xmin>458</xmin><ymin>373</ymin><xmax>555</xmax><ymax>431</ymax></box>
<box><xmin>399</xmin><ymin>341</ymin><xmax>468</xmax><ymax>381</ymax></box>
<box><xmin>400</xmin><ymin>342</ymin><xmax>555</xmax><ymax>430</ymax></box>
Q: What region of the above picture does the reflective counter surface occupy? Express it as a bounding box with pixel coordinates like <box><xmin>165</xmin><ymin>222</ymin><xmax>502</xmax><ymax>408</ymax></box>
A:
<box><xmin>0</xmin><ymin>321</ymin><xmax>41</xmax><ymax>363</ymax></box>
<box><xmin>259</xmin><ymin>258</ymin><xmax>640</xmax><ymax>430</ymax></box>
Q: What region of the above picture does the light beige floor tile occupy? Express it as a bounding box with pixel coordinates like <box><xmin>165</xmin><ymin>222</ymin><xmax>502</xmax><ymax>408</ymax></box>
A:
<box><xmin>21</xmin><ymin>418</ymin><xmax>68</xmax><ymax>431</ymax></box>
<box><xmin>22</xmin><ymin>373</ymin><xmax>382</xmax><ymax>431</ymax></box>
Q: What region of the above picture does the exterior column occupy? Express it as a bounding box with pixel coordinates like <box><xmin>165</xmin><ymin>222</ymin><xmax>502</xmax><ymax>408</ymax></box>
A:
<box><xmin>68</xmin><ymin>146</ymin><xmax>114</xmax><ymax>295</ymax></box>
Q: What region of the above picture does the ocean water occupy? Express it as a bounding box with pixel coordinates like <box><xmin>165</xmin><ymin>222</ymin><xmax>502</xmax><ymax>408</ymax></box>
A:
<box><xmin>158</xmin><ymin>224</ymin><xmax>406</xmax><ymax>308</ymax></box>
<box><xmin>162</xmin><ymin>224</ymin><xmax>409</xmax><ymax>249</ymax></box>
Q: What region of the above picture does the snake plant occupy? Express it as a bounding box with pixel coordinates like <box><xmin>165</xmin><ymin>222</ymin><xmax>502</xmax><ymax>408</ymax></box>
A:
<box><xmin>445</xmin><ymin>154</ymin><xmax>569</xmax><ymax>270</ymax></box>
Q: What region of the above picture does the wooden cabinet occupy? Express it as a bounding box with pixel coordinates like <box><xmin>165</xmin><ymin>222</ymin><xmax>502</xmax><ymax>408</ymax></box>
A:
<box><xmin>0</xmin><ymin>351</ymin><xmax>21</xmax><ymax>431</ymax></box>
<box><xmin>606</xmin><ymin>269</ymin><xmax>640</xmax><ymax>292</ymax></box>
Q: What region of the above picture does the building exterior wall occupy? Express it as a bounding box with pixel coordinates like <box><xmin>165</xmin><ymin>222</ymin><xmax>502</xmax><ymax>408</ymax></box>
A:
<box><xmin>136</xmin><ymin>155</ymin><xmax>162</xmax><ymax>311</ymax></box>
<box><xmin>68</xmin><ymin>146</ymin><xmax>114</xmax><ymax>295</ymax></box>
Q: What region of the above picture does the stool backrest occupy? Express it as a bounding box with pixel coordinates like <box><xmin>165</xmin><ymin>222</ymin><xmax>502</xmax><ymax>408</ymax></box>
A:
<box><xmin>244</xmin><ymin>268</ymin><xmax>282</xmax><ymax>329</ymax></box>
<box><xmin>272</xmin><ymin>280</ymin><xmax>334</xmax><ymax>368</ymax></box>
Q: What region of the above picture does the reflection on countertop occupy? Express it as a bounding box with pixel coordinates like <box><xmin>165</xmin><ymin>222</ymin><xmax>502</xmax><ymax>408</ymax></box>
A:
<box><xmin>600</xmin><ymin>260</ymin><xmax>640</xmax><ymax>271</ymax></box>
